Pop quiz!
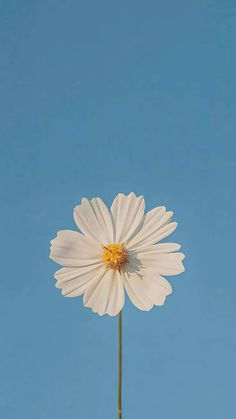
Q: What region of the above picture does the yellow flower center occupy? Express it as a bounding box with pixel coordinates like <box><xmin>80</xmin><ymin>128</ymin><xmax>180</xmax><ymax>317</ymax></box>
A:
<box><xmin>102</xmin><ymin>243</ymin><xmax>128</xmax><ymax>270</ymax></box>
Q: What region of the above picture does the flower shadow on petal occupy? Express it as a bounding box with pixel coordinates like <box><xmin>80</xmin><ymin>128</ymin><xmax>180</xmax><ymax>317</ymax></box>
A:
<box><xmin>123</xmin><ymin>254</ymin><xmax>143</xmax><ymax>276</ymax></box>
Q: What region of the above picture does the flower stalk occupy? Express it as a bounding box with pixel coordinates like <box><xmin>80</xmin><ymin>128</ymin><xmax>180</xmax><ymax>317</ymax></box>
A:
<box><xmin>117</xmin><ymin>311</ymin><xmax>122</xmax><ymax>419</ymax></box>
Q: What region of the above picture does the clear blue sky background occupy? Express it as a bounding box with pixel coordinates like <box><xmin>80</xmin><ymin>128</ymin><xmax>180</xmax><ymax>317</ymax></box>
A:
<box><xmin>1</xmin><ymin>1</ymin><xmax>236</xmax><ymax>418</ymax></box>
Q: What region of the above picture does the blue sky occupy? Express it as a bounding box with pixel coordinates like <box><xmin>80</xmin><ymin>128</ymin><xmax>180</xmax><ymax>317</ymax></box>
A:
<box><xmin>1</xmin><ymin>1</ymin><xmax>236</xmax><ymax>418</ymax></box>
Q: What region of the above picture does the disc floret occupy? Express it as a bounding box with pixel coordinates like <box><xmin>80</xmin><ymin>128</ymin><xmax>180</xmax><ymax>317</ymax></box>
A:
<box><xmin>102</xmin><ymin>243</ymin><xmax>128</xmax><ymax>270</ymax></box>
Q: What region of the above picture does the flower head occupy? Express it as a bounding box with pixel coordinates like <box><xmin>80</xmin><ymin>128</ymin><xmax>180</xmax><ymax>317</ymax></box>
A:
<box><xmin>49</xmin><ymin>193</ymin><xmax>185</xmax><ymax>316</ymax></box>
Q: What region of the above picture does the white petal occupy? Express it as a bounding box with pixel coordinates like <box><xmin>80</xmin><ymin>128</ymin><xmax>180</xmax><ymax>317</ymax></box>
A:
<box><xmin>106</xmin><ymin>270</ymin><xmax>125</xmax><ymax>316</ymax></box>
<box><xmin>55</xmin><ymin>264</ymin><xmax>105</xmax><ymax>297</ymax></box>
<box><xmin>121</xmin><ymin>270</ymin><xmax>153</xmax><ymax>311</ymax></box>
<box><xmin>83</xmin><ymin>268</ymin><xmax>125</xmax><ymax>316</ymax></box>
<box><xmin>122</xmin><ymin>266</ymin><xmax>173</xmax><ymax>309</ymax></box>
<box><xmin>73</xmin><ymin>197</ymin><xmax>114</xmax><ymax>244</ymax></box>
<box><xmin>139</xmin><ymin>252</ymin><xmax>185</xmax><ymax>276</ymax></box>
<box><xmin>111</xmin><ymin>192</ymin><xmax>145</xmax><ymax>243</ymax></box>
<box><xmin>131</xmin><ymin>242</ymin><xmax>181</xmax><ymax>255</ymax></box>
<box><xmin>126</xmin><ymin>205</ymin><xmax>176</xmax><ymax>250</ymax></box>
<box><xmin>156</xmin><ymin>275</ymin><xmax>173</xmax><ymax>294</ymax></box>
<box><xmin>50</xmin><ymin>230</ymin><xmax>101</xmax><ymax>266</ymax></box>
<box><xmin>140</xmin><ymin>273</ymin><xmax>172</xmax><ymax>306</ymax></box>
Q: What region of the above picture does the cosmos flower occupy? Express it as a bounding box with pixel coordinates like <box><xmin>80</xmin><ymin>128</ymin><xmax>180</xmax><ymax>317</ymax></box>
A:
<box><xmin>50</xmin><ymin>193</ymin><xmax>185</xmax><ymax>316</ymax></box>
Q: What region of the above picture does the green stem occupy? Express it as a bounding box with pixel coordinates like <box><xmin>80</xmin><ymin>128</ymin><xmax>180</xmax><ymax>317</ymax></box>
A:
<box><xmin>117</xmin><ymin>311</ymin><xmax>122</xmax><ymax>419</ymax></box>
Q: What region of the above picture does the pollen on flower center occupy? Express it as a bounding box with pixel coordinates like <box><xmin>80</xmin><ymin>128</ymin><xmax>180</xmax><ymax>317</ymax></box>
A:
<box><xmin>102</xmin><ymin>243</ymin><xmax>128</xmax><ymax>270</ymax></box>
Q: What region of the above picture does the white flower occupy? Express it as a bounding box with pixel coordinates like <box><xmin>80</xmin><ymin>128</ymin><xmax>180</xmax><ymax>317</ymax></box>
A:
<box><xmin>50</xmin><ymin>193</ymin><xmax>185</xmax><ymax>316</ymax></box>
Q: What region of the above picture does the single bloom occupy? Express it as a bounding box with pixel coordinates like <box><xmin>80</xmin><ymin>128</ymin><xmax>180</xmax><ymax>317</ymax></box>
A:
<box><xmin>49</xmin><ymin>193</ymin><xmax>185</xmax><ymax>316</ymax></box>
